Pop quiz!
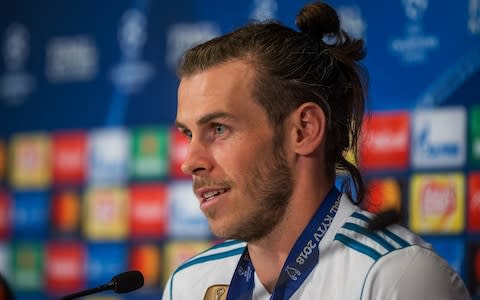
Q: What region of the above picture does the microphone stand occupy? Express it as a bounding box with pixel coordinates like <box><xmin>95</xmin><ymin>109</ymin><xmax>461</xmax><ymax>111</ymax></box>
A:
<box><xmin>59</xmin><ymin>282</ymin><xmax>114</xmax><ymax>300</ymax></box>
<box><xmin>58</xmin><ymin>270</ymin><xmax>144</xmax><ymax>300</ymax></box>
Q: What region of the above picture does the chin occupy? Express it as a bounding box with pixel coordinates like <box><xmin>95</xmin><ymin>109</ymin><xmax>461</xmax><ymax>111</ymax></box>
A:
<box><xmin>208</xmin><ymin>221</ymin><xmax>238</xmax><ymax>240</ymax></box>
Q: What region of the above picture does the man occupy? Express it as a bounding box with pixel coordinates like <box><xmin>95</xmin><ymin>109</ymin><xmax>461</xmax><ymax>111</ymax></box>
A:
<box><xmin>163</xmin><ymin>1</ymin><xmax>470</xmax><ymax>299</ymax></box>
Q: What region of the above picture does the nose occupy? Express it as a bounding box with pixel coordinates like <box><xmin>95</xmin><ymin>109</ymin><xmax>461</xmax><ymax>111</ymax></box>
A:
<box><xmin>181</xmin><ymin>138</ymin><xmax>212</xmax><ymax>176</ymax></box>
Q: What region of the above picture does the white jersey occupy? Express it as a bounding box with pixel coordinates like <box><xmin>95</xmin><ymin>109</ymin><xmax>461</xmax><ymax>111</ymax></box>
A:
<box><xmin>163</xmin><ymin>194</ymin><xmax>471</xmax><ymax>300</ymax></box>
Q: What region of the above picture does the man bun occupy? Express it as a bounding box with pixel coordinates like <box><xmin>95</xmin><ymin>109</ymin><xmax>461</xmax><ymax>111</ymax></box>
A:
<box><xmin>295</xmin><ymin>2</ymin><xmax>340</xmax><ymax>39</ymax></box>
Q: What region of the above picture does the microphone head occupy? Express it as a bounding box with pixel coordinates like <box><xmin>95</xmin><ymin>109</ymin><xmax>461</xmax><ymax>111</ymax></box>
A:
<box><xmin>110</xmin><ymin>270</ymin><xmax>144</xmax><ymax>293</ymax></box>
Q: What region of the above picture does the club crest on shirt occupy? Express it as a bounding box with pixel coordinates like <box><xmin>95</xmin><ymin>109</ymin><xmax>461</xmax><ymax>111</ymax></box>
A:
<box><xmin>203</xmin><ymin>285</ymin><xmax>229</xmax><ymax>300</ymax></box>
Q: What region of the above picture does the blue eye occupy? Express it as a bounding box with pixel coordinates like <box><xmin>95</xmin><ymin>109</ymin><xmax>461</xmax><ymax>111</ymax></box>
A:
<box><xmin>215</xmin><ymin>124</ymin><xmax>225</xmax><ymax>134</ymax></box>
<box><xmin>184</xmin><ymin>130</ymin><xmax>192</xmax><ymax>140</ymax></box>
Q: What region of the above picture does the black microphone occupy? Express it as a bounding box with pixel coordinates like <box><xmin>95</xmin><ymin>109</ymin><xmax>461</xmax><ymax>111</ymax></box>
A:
<box><xmin>59</xmin><ymin>270</ymin><xmax>144</xmax><ymax>300</ymax></box>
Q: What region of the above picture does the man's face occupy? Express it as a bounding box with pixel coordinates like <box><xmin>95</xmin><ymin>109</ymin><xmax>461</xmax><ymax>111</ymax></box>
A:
<box><xmin>175</xmin><ymin>60</ymin><xmax>293</xmax><ymax>242</ymax></box>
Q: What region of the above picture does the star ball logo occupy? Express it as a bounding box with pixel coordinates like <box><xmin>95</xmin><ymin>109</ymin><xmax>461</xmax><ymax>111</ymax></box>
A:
<box><xmin>0</xmin><ymin>23</ymin><xmax>35</xmax><ymax>105</ymax></box>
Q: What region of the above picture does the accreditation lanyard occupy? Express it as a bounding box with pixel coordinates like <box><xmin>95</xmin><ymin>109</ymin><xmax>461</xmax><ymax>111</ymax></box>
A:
<box><xmin>226</xmin><ymin>187</ymin><xmax>342</xmax><ymax>300</ymax></box>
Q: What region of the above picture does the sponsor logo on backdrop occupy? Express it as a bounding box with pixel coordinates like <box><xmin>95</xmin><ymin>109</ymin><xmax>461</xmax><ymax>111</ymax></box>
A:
<box><xmin>169</xmin><ymin>181</ymin><xmax>211</xmax><ymax>238</ymax></box>
<box><xmin>0</xmin><ymin>23</ymin><xmax>35</xmax><ymax>105</ymax></box>
<box><xmin>12</xmin><ymin>192</ymin><xmax>49</xmax><ymax>238</ymax></box>
<box><xmin>389</xmin><ymin>0</ymin><xmax>439</xmax><ymax>64</ymax></box>
<box><xmin>169</xmin><ymin>128</ymin><xmax>190</xmax><ymax>178</ymax></box>
<box><xmin>0</xmin><ymin>191</ymin><xmax>10</xmax><ymax>239</ymax></box>
<box><xmin>45</xmin><ymin>242</ymin><xmax>85</xmax><ymax>293</ymax></box>
<box><xmin>410</xmin><ymin>173</ymin><xmax>465</xmax><ymax>233</ymax></box>
<box><xmin>110</xmin><ymin>9</ymin><xmax>154</xmax><ymax>94</ymax></box>
<box><xmin>46</xmin><ymin>35</ymin><xmax>98</xmax><ymax>83</ymax></box>
<box><xmin>131</xmin><ymin>128</ymin><xmax>169</xmax><ymax>179</ymax></box>
<box><xmin>88</xmin><ymin>128</ymin><xmax>129</xmax><ymax>185</ymax></box>
<box><xmin>129</xmin><ymin>244</ymin><xmax>161</xmax><ymax>288</ymax></box>
<box><xmin>166</xmin><ymin>22</ymin><xmax>221</xmax><ymax>70</ymax></box>
<box><xmin>0</xmin><ymin>140</ymin><xmax>5</xmax><ymax>181</ymax></box>
<box><xmin>412</xmin><ymin>107</ymin><xmax>466</xmax><ymax>168</ymax></box>
<box><xmin>249</xmin><ymin>0</ymin><xmax>277</xmax><ymax>20</ymax></box>
<box><xmin>360</xmin><ymin>111</ymin><xmax>409</xmax><ymax>170</ymax></box>
<box><xmin>163</xmin><ymin>241</ymin><xmax>211</xmax><ymax>285</ymax></box>
<box><xmin>51</xmin><ymin>189</ymin><xmax>80</xmax><ymax>234</ymax></box>
<box><xmin>468</xmin><ymin>173</ymin><xmax>480</xmax><ymax>231</ymax></box>
<box><xmin>130</xmin><ymin>184</ymin><xmax>168</xmax><ymax>238</ymax></box>
<box><xmin>470</xmin><ymin>106</ymin><xmax>480</xmax><ymax>165</ymax></box>
<box><xmin>363</xmin><ymin>178</ymin><xmax>402</xmax><ymax>214</ymax></box>
<box><xmin>469</xmin><ymin>0</ymin><xmax>480</xmax><ymax>34</ymax></box>
<box><xmin>12</xmin><ymin>242</ymin><xmax>43</xmax><ymax>291</ymax></box>
<box><xmin>52</xmin><ymin>131</ymin><xmax>87</xmax><ymax>185</ymax></box>
<box><xmin>338</xmin><ymin>5</ymin><xmax>366</xmax><ymax>40</ymax></box>
<box><xmin>86</xmin><ymin>243</ymin><xmax>127</xmax><ymax>288</ymax></box>
<box><xmin>10</xmin><ymin>133</ymin><xmax>51</xmax><ymax>189</ymax></box>
<box><xmin>83</xmin><ymin>187</ymin><xmax>129</xmax><ymax>240</ymax></box>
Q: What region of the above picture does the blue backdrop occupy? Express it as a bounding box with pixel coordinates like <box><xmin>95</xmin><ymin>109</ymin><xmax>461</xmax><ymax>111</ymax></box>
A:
<box><xmin>1</xmin><ymin>0</ymin><xmax>479</xmax><ymax>135</ymax></box>
<box><xmin>0</xmin><ymin>0</ymin><xmax>479</xmax><ymax>299</ymax></box>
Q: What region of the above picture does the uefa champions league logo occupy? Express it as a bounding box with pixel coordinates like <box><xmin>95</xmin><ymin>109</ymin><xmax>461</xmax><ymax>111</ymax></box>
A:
<box><xmin>237</xmin><ymin>265</ymin><xmax>253</xmax><ymax>282</ymax></box>
<box><xmin>285</xmin><ymin>265</ymin><xmax>301</xmax><ymax>281</ymax></box>
<box><xmin>389</xmin><ymin>0</ymin><xmax>438</xmax><ymax>64</ymax></box>
<box><xmin>402</xmin><ymin>0</ymin><xmax>428</xmax><ymax>22</ymax></box>
<box><xmin>3</xmin><ymin>23</ymin><xmax>29</xmax><ymax>72</ymax></box>
<box><xmin>469</xmin><ymin>0</ymin><xmax>480</xmax><ymax>33</ymax></box>
<box><xmin>118</xmin><ymin>10</ymin><xmax>147</xmax><ymax>61</ymax></box>
<box><xmin>110</xmin><ymin>9</ymin><xmax>154</xmax><ymax>94</ymax></box>
<box><xmin>0</xmin><ymin>23</ymin><xmax>35</xmax><ymax>105</ymax></box>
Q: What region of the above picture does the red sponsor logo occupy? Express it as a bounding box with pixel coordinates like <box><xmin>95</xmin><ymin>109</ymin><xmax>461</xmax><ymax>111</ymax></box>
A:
<box><xmin>52</xmin><ymin>131</ymin><xmax>87</xmax><ymax>185</ymax></box>
<box><xmin>360</xmin><ymin>112</ymin><xmax>409</xmax><ymax>170</ymax></box>
<box><xmin>363</xmin><ymin>179</ymin><xmax>401</xmax><ymax>214</ymax></box>
<box><xmin>420</xmin><ymin>182</ymin><xmax>456</xmax><ymax>216</ymax></box>
<box><xmin>129</xmin><ymin>244</ymin><xmax>161</xmax><ymax>287</ymax></box>
<box><xmin>0</xmin><ymin>191</ymin><xmax>10</xmax><ymax>239</ymax></box>
<box><xmin>45</xmin><ymin>242</ymin><xmax>85</xmax><ymax>294</ymax></box>
<box><xmin>169</xmin><ymin>129</ymin><xmax>189</xmax><ymax>178</ymax></box>
<box><xmin>468</xmin><ymin>173</ymin><xmax>480</xmax><ymax>231</ymax></box>
<box><xmin>51</xmin><ymin>190</ymin><xmax>80</xmax><ymax>233</ymax></box>
<box><xmin>130</xmin><ymin>184</ymin><xmax>168</xmax><ymax>238</ymax></box>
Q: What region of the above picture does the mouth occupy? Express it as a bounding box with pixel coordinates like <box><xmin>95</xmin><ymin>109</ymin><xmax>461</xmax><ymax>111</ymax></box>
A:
<box><xmin>196</xmin><ymin>187</ymin><xmax>231</xmax><ymax>208</ymax></box>
<box><xmin>200</xmin><ymin>188</ymin><xmax>230</xmax><ymax>201</ymax></box>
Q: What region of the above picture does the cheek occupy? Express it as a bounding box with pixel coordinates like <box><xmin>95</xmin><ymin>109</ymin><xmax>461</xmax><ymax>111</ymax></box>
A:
<box><xmin>211</xmin><ymin>141</ymin><xmax>263</xmax><ymax>177</ymax></box>
<box><xmin>211</xmin><ymin>144</ymin><xmax>252</xmax><ymax>176</ymax></box>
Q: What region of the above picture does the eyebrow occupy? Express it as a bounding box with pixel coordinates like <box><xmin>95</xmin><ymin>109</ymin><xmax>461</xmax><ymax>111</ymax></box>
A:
<box><xmin>175</xmin><ymin>111</ymin><xmax>236</xmax><ymax>129</ymax></box>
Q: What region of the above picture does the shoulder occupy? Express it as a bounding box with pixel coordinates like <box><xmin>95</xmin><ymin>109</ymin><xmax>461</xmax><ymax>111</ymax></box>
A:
<box><xmin>331</xmin><ymin>210</ymin><xmax>470</xmax><ymax>299</ymax></box>
<box><xmin>163</xmin><ymin>240</ymin><xmax>246</xmax><ymax>300</ymax></box>
<box><xmin>333</xmin><ymin>210</ymin><xmax>428</xmax><ymax>261</ymax></box>
<box><xmin>362</xmin><ymin>245</ymin><xmax>471</xmax><ymax>299</ymax></box>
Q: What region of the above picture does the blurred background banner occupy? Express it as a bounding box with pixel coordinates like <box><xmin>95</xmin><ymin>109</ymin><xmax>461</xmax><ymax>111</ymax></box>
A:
<box><xmin>0</xmin><ymin>0</ymin><xmax>479</xmax><ymax>299</ymax></box>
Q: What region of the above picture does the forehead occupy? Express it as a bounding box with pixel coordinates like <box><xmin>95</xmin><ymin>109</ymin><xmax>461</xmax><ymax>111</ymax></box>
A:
<box><xmin>176</xmin><ymin>60</ymin><xmax>265</xmax><ymax>125</ymax></box>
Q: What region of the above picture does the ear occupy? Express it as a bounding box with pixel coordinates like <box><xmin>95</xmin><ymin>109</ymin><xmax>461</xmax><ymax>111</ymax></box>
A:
<box><xmin>289</xmin><ymin>102</ymin><xmax>327</xmax><ymax>156</ymax></box>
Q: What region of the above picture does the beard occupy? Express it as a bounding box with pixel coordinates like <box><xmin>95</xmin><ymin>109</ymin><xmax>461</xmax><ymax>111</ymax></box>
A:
<box><xmin>236</xmin><ymin>150</ymin><xmax>293</xmax><ymax>242</ymax></box>
<box><xmin>199</xmin><ymin>138</ymin><xmax>294</xmax><ymax>242</ymax></box>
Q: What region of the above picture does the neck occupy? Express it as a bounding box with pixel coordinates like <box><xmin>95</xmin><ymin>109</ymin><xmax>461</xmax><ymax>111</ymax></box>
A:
<box><xmin>247</xmin><ymin>173</ymin><xmax>332</xmax><ymax>293</ymax></box>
